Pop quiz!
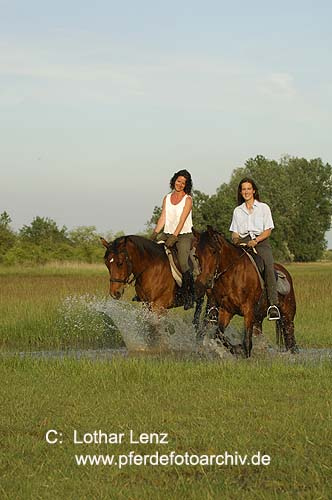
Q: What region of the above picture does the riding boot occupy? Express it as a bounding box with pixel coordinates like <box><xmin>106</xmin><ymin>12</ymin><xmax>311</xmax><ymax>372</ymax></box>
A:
<box><xmin>182</xmin><ymin>270</ymin><xmax>195</xmax><ymax>310</ymax></box>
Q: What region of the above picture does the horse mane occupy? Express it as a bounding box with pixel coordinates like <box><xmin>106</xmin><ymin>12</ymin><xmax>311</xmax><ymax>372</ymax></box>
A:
<box><xmin>199</xmin><ymin>230</ymin><xmax>219</xmax><ymax>251</ymax></box>
<box><xmin>214</xmin><ymin>231</ymin><xmax>243</xmax><ymax>253</ymax></box>
<box><xmin>200</xmin><ymin>229</ymin><xmax>242</xmax><ymax>254</ymax></box>
<box><xmin>104</xmin><ymin>235</ymin><xmax>167</xmax><ymax>260</ymax></box>
<box><xmin>127</xmin><ymin>235</ymin><xmax>166</xmax><ymax>259</ymax></box>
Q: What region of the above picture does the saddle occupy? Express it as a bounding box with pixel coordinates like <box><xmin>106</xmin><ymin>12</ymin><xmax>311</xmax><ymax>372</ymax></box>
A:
<box><xmin>157</xmin><ymin>241</ymin><xmax>199</xmax><ymax>287</ymax></box>
<box><xmin>242</xmin><ymin>247</ymin><xmax>291</xmax><ymax>296</ymax></box>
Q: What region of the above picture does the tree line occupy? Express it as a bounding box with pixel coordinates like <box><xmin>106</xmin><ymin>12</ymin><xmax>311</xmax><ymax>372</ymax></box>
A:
<box><xmin>0</xmin><ymin>213</ymin><xmax>125</xmax><ymax>265</ymax></box>
<box><xmin>1</xmin><ymin>155</ymin><xmax>331</xmax><ymax>265</ymax></box>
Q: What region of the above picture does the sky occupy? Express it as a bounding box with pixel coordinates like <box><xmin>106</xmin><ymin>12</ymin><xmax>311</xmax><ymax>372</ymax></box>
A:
<box><xmin>1</xmin><ymin>0</ymin><xmax>332</xmax><ymax>246</ymax></box>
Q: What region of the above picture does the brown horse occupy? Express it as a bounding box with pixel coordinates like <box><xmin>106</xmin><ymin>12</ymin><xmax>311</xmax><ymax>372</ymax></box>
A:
<box><xmin>101</xmin><ymin>235</ymin><xmax>203</xmax><ymax>324</ymax></box>
<box><xmin>193</xmin><ymin>226</ymin><xmax>298</xmax><ymax>357</ymax></box>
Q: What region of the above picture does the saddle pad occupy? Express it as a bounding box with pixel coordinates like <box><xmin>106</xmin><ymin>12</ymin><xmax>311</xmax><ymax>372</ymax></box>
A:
<box><xmin>165</xmin><ymin>247</ymin><xmax>183</xmax><ymax>286</ymax></box>
<box><xmin>275</xmin><ymin>270</ymin><xmax>291</xmax><ymax>295</ymax></box>
<box><xmin>242</xmin><ymin>249</ymin><xmax>265</xmax><ymax>289</ymax></box>
<box><xmin>157</xmin><ymin>241</ymin><xmax>182</xmax><ymax>286</ymax></box>
<box><xmin>243</xmin><ymin>249</ymin><xmax>291</xmax><ymax>295</ymax></box>
<box><xmin>157</xmin><ymin>241</ymin><xmax>200</xmax><ymax>287</ymax></box>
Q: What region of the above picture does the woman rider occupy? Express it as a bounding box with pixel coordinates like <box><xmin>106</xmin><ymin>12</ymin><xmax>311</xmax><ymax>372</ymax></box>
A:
<box><xmin>230</xmin><ymin>177</ymin><xmax>280</xmax><ymax>321</ymax></box>
<box><xmin>150</xmin><ymin>169</ymin><xmax>194</xmax><ymax>310</ymax></box>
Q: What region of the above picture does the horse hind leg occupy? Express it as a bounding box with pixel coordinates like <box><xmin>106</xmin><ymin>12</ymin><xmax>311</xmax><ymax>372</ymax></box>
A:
<box><xmin>243</xmin><ymin>313</ymin><xmax>255</xmax><ymax>358</ymax></box>
<box><xmin>278</xmin><ymin>317</ymin><xmax>299</xmax><ymax>353</ymax></box>
<box><xmin>276</xmin><ymin>318</ymin><xmax>284</xmax><ymax>350</ymax></box>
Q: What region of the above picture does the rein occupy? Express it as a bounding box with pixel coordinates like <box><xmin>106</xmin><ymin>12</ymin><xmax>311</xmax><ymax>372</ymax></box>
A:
<box><xmin>213</xmin><ymin>247</ymin><xmax>246</xmax><ymax>282</ymax></box>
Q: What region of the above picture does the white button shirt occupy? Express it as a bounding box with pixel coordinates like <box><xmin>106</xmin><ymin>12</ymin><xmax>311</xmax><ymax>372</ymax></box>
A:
<box><xmin>229</xmin><ymin>200</ymin><xmax>274</xmax><ymax>239</ymax></box>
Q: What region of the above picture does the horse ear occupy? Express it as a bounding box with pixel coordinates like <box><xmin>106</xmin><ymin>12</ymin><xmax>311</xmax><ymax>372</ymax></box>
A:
<box><xmin>192</xmin><ymin>227</ymin><xmax>200</xmax><ymax>240</ymax></box>
<box><xmin>100</xmin><ymin>237</ymin><xmax>109</xmax><ymax>248</ymax></box>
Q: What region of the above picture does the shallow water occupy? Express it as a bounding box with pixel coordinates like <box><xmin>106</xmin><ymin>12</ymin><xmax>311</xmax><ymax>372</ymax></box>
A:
<box><xmin>2</xmin><ymin>295</ymin><xmax>332</xmax><ymax>363</ymax></box>
<box><xmin>2</xmin><ymin>345</ymin><xmax>332</xmax><ymax>364</ymax></box>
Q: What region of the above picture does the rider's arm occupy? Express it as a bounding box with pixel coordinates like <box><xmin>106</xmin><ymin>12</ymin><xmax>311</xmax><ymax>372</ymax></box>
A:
<box><xmin>248</xmin><ymin>228</ymin><xmax>272</xmax><ymax>248</ymax></box>
<box><xmin>231</xmin><ymin>232</ymin><xmax>240</xmax><ymax>244</ymax></box>
<box><xmin>173</xmin><ymin>196</ymin><xmax>193</xmax><ymax>237</ymax></box>
<box><xmin>153</xmin><ymin>196</ymin><xmax>166</xmax><ymax>234</ymax></box>
<box><xmin>255</xmin><ymin>228</ymin><xmax>272</xmax><ymax>243</ymax></box>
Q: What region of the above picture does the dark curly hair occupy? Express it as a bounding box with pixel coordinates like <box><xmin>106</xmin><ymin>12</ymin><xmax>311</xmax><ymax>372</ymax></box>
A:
<box><xmin>237</xmin><ymin>177</ymin><xmax>260</xmax><ymax>205</ymax></box>
<box><xmin>170</xmin><ymin>169</ymin><xmax>193</xmax><ymax>195</ymax></box>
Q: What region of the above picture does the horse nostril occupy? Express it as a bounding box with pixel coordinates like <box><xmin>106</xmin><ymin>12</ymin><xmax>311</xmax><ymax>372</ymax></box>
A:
<box><xmin>115</xmin><ymin>291</ymin><xmax>121</xmax><ymax>300</ymax></box>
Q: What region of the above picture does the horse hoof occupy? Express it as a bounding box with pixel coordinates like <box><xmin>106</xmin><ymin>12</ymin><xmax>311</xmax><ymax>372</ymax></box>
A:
<box><xmin>195</xmin><ymin>329</ymin><xmax>205</xmax><ymax>340</ymax></box>
<box><xmin>289</xmin><ymin>345</ymin><xmax>300</xmax><ymax>354</ymax></box>
<box><xmin>230</xmin><ymin>344</ymin><xmax>245</xmax><ymax>357</ymax></box>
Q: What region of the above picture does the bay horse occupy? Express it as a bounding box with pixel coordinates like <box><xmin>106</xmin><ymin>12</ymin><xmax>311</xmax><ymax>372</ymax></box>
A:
<box><xmin>193</xmin><ymin>226</ymin><xmax>298</xmax><ymax>357</ymax></box>
<box><xmin>100</xmin><ymin>235</ymin><xmax>203</xmax><ymax>325</ymax></box>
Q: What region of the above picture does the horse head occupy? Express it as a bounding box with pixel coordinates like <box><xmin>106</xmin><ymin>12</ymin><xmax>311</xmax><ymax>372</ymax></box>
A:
<box><xmin>101</xmin><ymin>236</ymin><xmax>132</xmax><ymax>299</ymax></box>
<box><xmin>192</xmin><ymin>226</ymin><xmax>221</xmax><ymax>296</ymax></box>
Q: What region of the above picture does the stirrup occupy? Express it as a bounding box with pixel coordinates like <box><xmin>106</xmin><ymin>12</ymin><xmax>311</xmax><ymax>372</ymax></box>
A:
<box><xmin>206</xmin><ymin>307</ymin><xmax>219</xmax><ymax>323</ymax></box>
<box><xmin>267</xmin><ymin>305</ymin><xmax>280</xmax><ymax>321</ymax></box>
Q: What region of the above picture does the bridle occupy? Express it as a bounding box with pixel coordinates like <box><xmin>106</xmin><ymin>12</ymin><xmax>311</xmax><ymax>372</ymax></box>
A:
<box><xmin>107</xmin><ymin>248</ymin><xmax>133</xmax><ymax>284</ymax></box>
<box><xmin>201</xmin><ymin>240</ymin><xmax>246</xmax><ymax>288</ymax></box>
<box><xmin>107</xmin><ymin>248</ymin><xmax>144</xmax><ymax>285</ymax></box>
<box><xmin>213</xmin><ymin>251</ymin><xmax>246</xmax><ymax>281</ymax></box>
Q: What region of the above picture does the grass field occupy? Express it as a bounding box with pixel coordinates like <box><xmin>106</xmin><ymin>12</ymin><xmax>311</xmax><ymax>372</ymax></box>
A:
<box><xmin>1</xmin><ymin>357</ymin><xmax>332</xmax><ymax>499</ymax></box>
<box><xmin>1</xmin><ymin>261</ymin><xmax>331</xmax><ymax>350</ymax></box>
<box><xmin>1</xmin><ymin>262</ymin><xmax>332</xmax><ymax>498</ymax></box>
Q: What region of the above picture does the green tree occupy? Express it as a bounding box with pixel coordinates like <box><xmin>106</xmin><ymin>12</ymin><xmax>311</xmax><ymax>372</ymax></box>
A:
<box><xmin>196</xmin><ymin>182</ymin><xmax>236</xmax><ymax>234</ymax></box>
<box><xmin>145</xmin><ymin>206</ymin><xmax>162</xmax><ymax>233</ymax></box>
<box><xmin>285</xmin><ymin>158</ymin><xmax>332</xmax><ymax>261</ymax></box>
<box><xmin>20</xmin><ymin>216</ymin><xmax>69</xmax><ymax>245</ymax></box>
<box><xmin>68</xmin><ymin>226</ymin><xmax>101</xmax><ymax>263</ymax></box>
<box><xmin>0</xmin><ymin>211</ymin><xmax>16</xmax><ymax>261</ymax></box>
<box><xmin>192</xmin><ymin>190</ymin><xmax>211</xmax><ymax>230</ymax></box>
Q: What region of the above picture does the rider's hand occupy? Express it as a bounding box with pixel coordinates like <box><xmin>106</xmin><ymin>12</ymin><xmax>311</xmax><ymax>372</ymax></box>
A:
<box><xmin>247</xmin><ymin>239</ymin><xmax>258</xmax><ymax>248</ymax></box>
<box><xmin>150</xmin><ymin>232</ymin><xmax>158</xmax><ymax>241</ymax></box>
<box><xmin>232</xmin><ymin>236</ymin><xmax>241</xmax><ymax>246</ymax></box>
<box><xmin>165</xmin><ymin>234</ymin><xmax>178</xmax><ymax>248</ymax></box>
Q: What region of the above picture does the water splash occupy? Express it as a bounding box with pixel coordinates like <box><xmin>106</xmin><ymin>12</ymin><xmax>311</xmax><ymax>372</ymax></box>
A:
<box><xmin>56</xmin><ymin>294</ymin><xmax>123</xmax><ymax>347</ymax></box>
<box><xmin>57</xmin><ymin>295</ymin><xmax>289</xmax><ymax>360</ymax></box>
<box><xmin>95</xmin><ymin>298</ymin><xmax>199</xmax><ymax>353</ymax></box>
<box><xmin>56</xmin><ymin>294</ymin><xmax>231</xmax><ymax>357</ymax></box>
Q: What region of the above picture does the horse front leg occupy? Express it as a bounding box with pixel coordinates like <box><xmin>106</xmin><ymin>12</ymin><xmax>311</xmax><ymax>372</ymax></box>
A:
<box><xmin>193</xmin><ymin>296</ymin><xmax>204</xmax><ymax>332</ymax></box>
<box><xmin>216</xmin><ymin>309</ymin><xmax>234</xmax><ymax>351</ymax></box>
<box><xmin>253</xmin><ymin>319</ymin><xmax>263</xmax><ymax>336</ymax></box>
<box><xmin>203</xmin><ymin>290</ymin><xmax>219</xmax><ymax>326</ymax></box>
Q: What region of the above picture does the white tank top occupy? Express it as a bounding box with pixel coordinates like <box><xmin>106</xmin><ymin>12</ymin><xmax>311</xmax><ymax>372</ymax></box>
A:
<box><xmin>164</xmin><ymin>193</ymin><xmax>193</xmax><ymax>234</ymax></box>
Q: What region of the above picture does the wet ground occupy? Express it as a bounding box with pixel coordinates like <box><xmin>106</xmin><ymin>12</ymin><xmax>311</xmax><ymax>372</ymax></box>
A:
<box><xmin>2</xmin><ymin>339</ymin><xmax>332</xmax><ymax>364</ymax></box>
